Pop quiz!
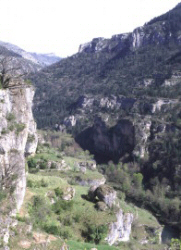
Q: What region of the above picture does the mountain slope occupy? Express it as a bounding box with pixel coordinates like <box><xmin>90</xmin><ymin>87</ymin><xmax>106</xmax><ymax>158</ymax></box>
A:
<box><xmin>32</xmin><ymin>2</ymin><xmax>181</xmax><ymax>129</ymax></box>
<box><xmin>0</xmin><ymin>41</ymin><xmax>61</xmax><ymax>67</ymax></box>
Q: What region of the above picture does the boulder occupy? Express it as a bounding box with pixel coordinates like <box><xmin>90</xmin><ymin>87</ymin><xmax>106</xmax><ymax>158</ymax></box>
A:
<box><xmin>95</xmin><ymin>201</ymin><xmax>107</xmax><ymax>211</ymax></box>
<box><xmin>77</xmin><ymin>161</ymin><xmax>96</xmax><ymax>171</ymax></box>
<box><xmin>62</xmin><ymin>187</ymin><xmax>75</xmax><ymax>201</ymax></box>
<box><xmin>95</xmin><ymin>184</ymin><xmax>117</xmax><ymax>208</ymax></box>
<box><xmin>75</xmin><ymin>176</ymin><xmax>106</xmax><ymax>187</ymax></box>
<box><xmin>47</xmin><ymin>160</ymin><xmax>70</xmax><ymax>171</ymax></box>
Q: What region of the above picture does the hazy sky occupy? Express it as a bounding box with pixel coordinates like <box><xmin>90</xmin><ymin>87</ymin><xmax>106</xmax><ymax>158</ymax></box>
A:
<box><xmin>0</xmin><ymin>0</ymin><xmax>181</xmax><ymax>57</ymax></box>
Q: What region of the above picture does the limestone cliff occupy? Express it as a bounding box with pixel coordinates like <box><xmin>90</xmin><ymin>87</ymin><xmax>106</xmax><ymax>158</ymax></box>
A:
<box><xmin>0</xmin><ymin>79</ymin><xmax>37</xmax><ymax>247</ymax></box>
<box><xmin>106</xmin><ymin>209</ymin><xmax>133</xmax><ymax>245</ymax></box>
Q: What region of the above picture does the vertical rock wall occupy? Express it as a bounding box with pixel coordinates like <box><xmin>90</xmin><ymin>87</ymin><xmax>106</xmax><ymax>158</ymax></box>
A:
<box><xmin>0</xmin><ymin>82</ymin><xmax>37</xmax><ymax>247</ymax></box>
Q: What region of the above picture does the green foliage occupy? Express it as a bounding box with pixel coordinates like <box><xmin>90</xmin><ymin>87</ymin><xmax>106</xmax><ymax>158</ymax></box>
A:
<box><xmin>1</xmin><ymin>128</ymin><xmax>8</xmax><ymax>135</ymax></box>
<box><xmin>28</xmin><ymin>195</ymin><xmax>52</xmax><ymax>228</ymax></box>
<box><xmin>133</xmin><ymin>173</ymin><xmax>143</xmax><ymax>189</ymax></box>
<box><xmin>82</xmin><ymin>223</ymin><xmax>108</xmax><ymax>244</ymax></box>
<box><xmin>25</xmin><ymin>79</ymin><xmax>32</xmax><ymax>85</ymax></box>
<box><xmin>171</xmin><ymin>238</ymin><xmax>181</xmax><ymax>250</ymax></box>
<box><xmin>15</xmin><ymin>123</ymin><xmax>26</xmax><ymax>134</ymax></box>
<box><xmin>6</xmin><ymin>112</ymin><xmax>15</xmax><ymax>122</ymax></box>
<box><xmin>43</xmin><ymin>220</ymin><xmax>60</xmax><ymax>235</ymax></box>
<box><xmin>52</xmin><ymin>200</ymin><xmax>74</xmax><ymax>214</ymax></box>
<box><xmin>0</xmin><ymin>190</ymin><xmax>7</xmax><ymax>201</ymax></box>
<box><xmin>27</xmin><ymin>134</ymin><xmax>35</xmax><ymax>142</ymax></box>
<box><xmin>54</xmin><ymin>187</ymin><xmax>63</xmax><ymax>198</ymax></box>
<box><xmin>27</xmin><ymin>157</ymin><xmax>37</xmax><ymax>169</ymax></box>
<box><xmin>27</xmin><ymin>178</ymin><xmax>48</xmax><ymax>188</ymax></box>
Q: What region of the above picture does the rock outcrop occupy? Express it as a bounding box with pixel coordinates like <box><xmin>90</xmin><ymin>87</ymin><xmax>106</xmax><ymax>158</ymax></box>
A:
<box><xmin>106</xmin><ymin>209</ymin><xmax>134</xmax><ymax>245</ymax></box>
<box><xmin>0</xmin><ymin>79</ymin><xmax>37</xmax><ymax>245</ymax></box>
<box><xmin>95</xmin><ymin>184</ymin><xmax>117</xmax><ymax>208</ymax></box>
<box><xmin>75</xmin><ymin>176</ymin><xmax>106</xmax><ymax>187</ymax></box>
<box><xmin>62</xmin><ymin>186</ymin><xmax>75</xmax><ymax>201</ymax></box>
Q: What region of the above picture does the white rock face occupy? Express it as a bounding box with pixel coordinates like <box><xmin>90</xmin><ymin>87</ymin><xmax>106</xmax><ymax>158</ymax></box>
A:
<box><xmin>106</xmin><ymin>209</ymin><xmax>134</xmax><ymax>245</ymax></box>
<box><xmin>62</xmin><ymin>186</ymin><xmax>75</xmax><ymax>201</ymax></box>
<box><xmin>0</xmin><ymin>82</ymin><xmax>37</xmax><ymax>245</ymax></box>
<box><xmin>151</xmin><ymin>99</ymin><xmax>178</xmax><ymax>113</ymax></box>
<box><xmin>0</xmin><ymin>83</ymin><xmax>37</xmax><ymax>211</ymax></box>
<box><xmin>64</xmin><ymin>115</ymin><xmax>76</xmax><ymax>127</ymax></box>
<box><xmin>78</xmin><ymin>38</ymin><xmax>106</xmax><ymax>53</ymax></box>
<box><xmin>133</xmin><ymin>116</ymin><xmax>152</xmax><ymax>158</ymax></box>
<box><xmin>163</xmin><ymin>72</ymin><xmax>181</xmax><ymax>86</ymax></box>
<box><xmin>132</xmin><ymin>27</ymin><xmax>145</xmax><ymax>48</ymax></box>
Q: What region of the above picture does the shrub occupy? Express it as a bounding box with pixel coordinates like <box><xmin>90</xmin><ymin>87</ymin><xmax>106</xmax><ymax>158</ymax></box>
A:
<box><xmin>40</xmin><ymin>178</ymin><xmax>48</xmax><ymax>187</ymax></box>
<box><xmin>6</xmin><ymin>113</ymin><xmax>15</xmax><ymax>121</ymax></box>
<box><xmin>73</xmin><ymin>213</ymin><xmax>81</xmax><ymax>223</ymax></box>
<box><xmin>54</xmin><ymin>187</ymin><xmax>63</xmax><ymax>198</ymax></box>
<box><xmin>43</xmin><ymin>221</ymin><xmax>60</xmax><ymax>235</ymax></box>
<box><xmin>52</xmin><ymin>200</ymin><xmax>74</xmax><ymax>214</ymax></box>
<box><xmin>65</xmin><ymin>217</ymin><xmax>73</xmax><ymax>226</ymax></box>
<box><xmin>27</xmin><ymin>178</ymin><xmax>48</xmax><ymax>188</ymax></box>
<box><xmin>29</xmin><ymin>195</ymin><xmax>51</xmax><ymax>227</ymax></box>
<box><xmin>60</xmin><ymin>228</ymin><xmax>72</xmax><ymax>239</ymax></box>
<box><xmin>8</xmin><ymin>124</ymin><xmax>15</xmax><ymax>131</ymax></box>
<box><xmin>1</xmin><ymin>128</ymin><xmax>8</xmax><ymax>135</ymax></box>
<box><xmin>82</xmin><ymin>223</ymin><xmax>108</xmax><ymax>244</ymax></box>
<box><xmin>15</xmin><ymin>123</ymin><xmax>26</xmax><ymax>134</ymax></box>
<box><xmin>27</xmin><ymin>134</ymin><xmax>35</xmax><ymax>143</ymax></box>
<box><xmin>27</xmin><ymin>158</ymin><xmax>37</xmax><ymax>169</ymax></box>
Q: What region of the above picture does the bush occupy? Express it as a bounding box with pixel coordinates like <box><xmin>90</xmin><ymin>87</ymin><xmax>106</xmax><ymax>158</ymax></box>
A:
<box><xmin>52</xmin><ymin>200</ymin><xmax>74</xmax><ymax>214</ymax></box>
<box><xmin>27</xmin><ymin>134</ymin><xmax>35</xmax><ymax>143</ymax></box>
<box><xmin>54</xmin><ymin>187</ymin><xmax>63</xmax><ymax>198</ymax></box>
<box><xmin>27</xmin><ymin>178</ymin><xmax>48</xmax><ymax>188</ymax></box>
<box><xmin>73</xmin><ymin>213</ymin><xmax>81</xmax><ymax>223</ymax></box>
<box><xmin>27</xmin><ymin>158</ymin><xmax>37</xmax><ymax>169</ymax></box>
<box><xmin>39</xmin><ymin>160</ymin><xmax>48</xmax><ymax>169</ymax></box>
<box><xmin>15</xmin><ymin>123</ymin><xmax>26</xmax><ymax>134</ymax></box>
<box><xmin>40</xmin><ymin>178</ymin><xmax>48</xmax><ymax>187</ymax></box>
<box><xmin>43</xmin><ymin>221</ymin><xmax>60</xmax><ymax>235</ymax></box>
<box><xmin>29</xmin><ymin>195</ymin><xmax>51</xmax><ymax>227</ymax></box>
<box><xmin>6</xmin><ymin>113</ymin><xmax>15</xmax><ymax>121</ymax></box>
<box><xmin>63</xmin><ymin>216</ymin><xmax>73</xmax><ymax>226</ymax></box>
<box><xmin>60</xmin><ymin>228</ymin><xmax>72</xmax><ymax>239</ymax></box>
<box><xmin>82</xmin><ymin>223</ymin><xmax>108</xmax><ymax>244</ymax></box>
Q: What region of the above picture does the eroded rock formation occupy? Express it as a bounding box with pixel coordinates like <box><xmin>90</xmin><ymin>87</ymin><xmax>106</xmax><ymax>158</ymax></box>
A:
<box><xmin>0</xmin><ymin>80</ymin><xmax>37</xmax><ymax>246</ymax></box>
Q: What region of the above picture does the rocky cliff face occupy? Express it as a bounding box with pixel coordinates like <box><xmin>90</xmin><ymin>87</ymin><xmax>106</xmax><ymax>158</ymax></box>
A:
<box><xmin>0</xmin><ymin>80</ymin><xmax>37</xmax><ymax>246</ymax></box>
<box><xmin>106</xmin><ymin>209</ymin><xmax>133</xmax><ymax>245</ymax></box>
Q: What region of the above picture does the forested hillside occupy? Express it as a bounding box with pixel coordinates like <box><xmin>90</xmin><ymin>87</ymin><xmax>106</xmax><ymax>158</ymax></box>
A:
<box><xmin>30</xmin><ymin>3</ymin><xmax>181</xmax><ymax>236</ymax></box>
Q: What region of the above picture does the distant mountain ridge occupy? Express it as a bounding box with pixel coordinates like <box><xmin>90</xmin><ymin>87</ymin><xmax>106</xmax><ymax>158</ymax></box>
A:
<box><xmin>0</xmin><ymin>41</ymin><xmax>61</xmax><ymax>67</ymax></box>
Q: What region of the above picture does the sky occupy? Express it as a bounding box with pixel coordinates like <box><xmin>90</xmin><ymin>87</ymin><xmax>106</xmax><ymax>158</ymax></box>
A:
<box><xmin>0</xmin><ymin>0</ymin><xmax>181</xmax><ymax>57</ymax></box>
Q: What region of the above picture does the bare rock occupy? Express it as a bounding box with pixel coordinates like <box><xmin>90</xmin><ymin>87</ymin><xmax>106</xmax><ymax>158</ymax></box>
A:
<box><xmin>95</xmin><ymin>201</ymin><xmax>107</xmax><ymax>211</ymax></box>
<box><xmin>62</xmin><ymin>186</ymin><xmax>75</xmax><ymax>201</ymax></box>
<box><xmin>106</xmin><ymin>209</ymin><xmax>134</xmax><ymax>245</ymax></box>
<box><xmin>96</xmin><ymin>184</ymin><xmax>117</xmax><ymax>208</ymax></box>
